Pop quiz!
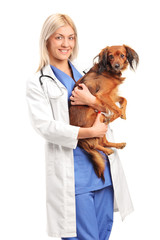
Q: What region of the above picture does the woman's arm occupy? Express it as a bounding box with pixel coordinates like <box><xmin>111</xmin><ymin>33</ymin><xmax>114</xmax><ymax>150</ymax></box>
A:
<box><xmin>26</xmin><ymin>77</ymin><xmax>107</xmax><ymax>148</ymax></box>
<box><xmin>70</xmin><ymin>83</ymin><xmax>105</xmax><ymax>111</ymax></box>
<box><xmin>26</xmin><ymin>76</ymin><xmax>79</xmax><ymax>149</ymax></box>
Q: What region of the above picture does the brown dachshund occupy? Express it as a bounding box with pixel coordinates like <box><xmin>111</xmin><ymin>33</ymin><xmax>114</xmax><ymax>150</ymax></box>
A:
<box><xmin>69</xmin><ymin>45</ymin><xmax>139</xmax><ymax>181</ymax></box>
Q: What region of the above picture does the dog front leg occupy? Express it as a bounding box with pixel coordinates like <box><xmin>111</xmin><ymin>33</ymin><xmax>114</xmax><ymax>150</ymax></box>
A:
<box><xmin>119</xmin><ymin>97</ymin><xmax>127</xmax><ymax>119</ymax></box>
<box><xmin>95</xmin><ymin>95</ymin><xmax>122</xmax><ymax>122</ymax></box>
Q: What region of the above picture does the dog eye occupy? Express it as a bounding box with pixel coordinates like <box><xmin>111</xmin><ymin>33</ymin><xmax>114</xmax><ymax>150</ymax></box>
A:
<box><xmin>109</xmin><ymin>55</ymin><xmax>114</xmax><ymax>60</ymax></box>
<box><xmin>121</xmin><ymin>54</ymin><xmax>125</xmax><ymax>58</ymax></box>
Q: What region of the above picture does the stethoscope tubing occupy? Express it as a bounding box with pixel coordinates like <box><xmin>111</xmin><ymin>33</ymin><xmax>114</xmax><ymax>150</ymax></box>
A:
<box><xmin>39</xmin><ymin>68</ymin><xmax>64</xmax><ymax>97</ymax></box>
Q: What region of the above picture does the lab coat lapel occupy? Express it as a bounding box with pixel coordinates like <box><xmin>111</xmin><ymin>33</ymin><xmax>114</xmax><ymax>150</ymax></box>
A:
<box><xmin>42</xmin><ymin>65</ymin><xmax>66</xmax><ymax>89</ymax></box>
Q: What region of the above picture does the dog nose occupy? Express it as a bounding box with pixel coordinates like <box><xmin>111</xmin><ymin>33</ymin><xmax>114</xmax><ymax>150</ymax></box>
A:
<box><xmin>115</xmin><ymin>63</ymin><xmax>120</xmax><ymax>69</ymax></box>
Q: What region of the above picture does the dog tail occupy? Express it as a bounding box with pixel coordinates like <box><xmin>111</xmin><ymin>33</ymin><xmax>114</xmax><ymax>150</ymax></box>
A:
<box><xmin>78</xmin><ymin>139</ymin><xmax>105</xmax><ymax>182</ymax></box>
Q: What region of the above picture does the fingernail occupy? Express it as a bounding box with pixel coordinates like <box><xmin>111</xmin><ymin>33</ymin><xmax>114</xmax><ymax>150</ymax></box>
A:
<box><xmin>98</xmin><ymin>111</ymin><xmax>101</xmax><ymax>114</ymax></box>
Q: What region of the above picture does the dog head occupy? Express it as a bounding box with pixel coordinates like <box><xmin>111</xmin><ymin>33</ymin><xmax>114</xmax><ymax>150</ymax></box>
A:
<box><xmin>96</xmin><ymin>45</ymin><xmax>139</xmax><ymax>74</ymax></box>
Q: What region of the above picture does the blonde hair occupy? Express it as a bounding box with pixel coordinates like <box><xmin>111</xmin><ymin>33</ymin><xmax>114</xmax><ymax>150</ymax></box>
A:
<box><xmin>37</xmin><ymin>13</ymin><xmax>79</xmax><ymax>71</ymax></box>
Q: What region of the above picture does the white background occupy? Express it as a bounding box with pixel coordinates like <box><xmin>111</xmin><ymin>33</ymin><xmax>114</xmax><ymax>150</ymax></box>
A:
<box><xmin>0</xmin><ymin>0</ymin><xmax>160</xmax><ymax>239</ymax></box>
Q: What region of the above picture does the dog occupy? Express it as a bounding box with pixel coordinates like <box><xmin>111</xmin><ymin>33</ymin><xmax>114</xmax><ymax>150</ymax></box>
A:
<box><xmin>69</xmin><ymin>45</ymin><xmax>139</xmax><ymax>181</ymax></box>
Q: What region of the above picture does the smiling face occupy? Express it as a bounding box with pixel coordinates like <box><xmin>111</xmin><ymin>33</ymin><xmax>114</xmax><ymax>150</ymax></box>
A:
<box><xmin>47</xmin><ymin>25</ymin><xmax>76</xmax><ymax>65</ymax></box>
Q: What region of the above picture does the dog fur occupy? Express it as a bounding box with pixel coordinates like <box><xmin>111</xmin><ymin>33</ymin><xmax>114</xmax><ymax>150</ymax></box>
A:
<box><xmin>69</xmin><ymin>45</ymin><xmax>139</xmax><ymax>181</ymax></box>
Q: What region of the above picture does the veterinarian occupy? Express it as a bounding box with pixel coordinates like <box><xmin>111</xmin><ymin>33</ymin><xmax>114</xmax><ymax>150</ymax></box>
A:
<box><xmin>26</xmin><ymin>13</ymin><xmax>134</xmax><ymax>240</ymax></box>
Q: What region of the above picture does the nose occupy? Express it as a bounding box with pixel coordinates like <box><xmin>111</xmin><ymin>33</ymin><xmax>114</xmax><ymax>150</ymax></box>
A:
<box><xmin>115</xmin><ymin>63</ymin><xmax>120</xmax><ymax>69</ymax></box>
<box><xmin>62</xmin><ymin>38</ymin><xmax>69</xmax><ymax>47</ymax></box>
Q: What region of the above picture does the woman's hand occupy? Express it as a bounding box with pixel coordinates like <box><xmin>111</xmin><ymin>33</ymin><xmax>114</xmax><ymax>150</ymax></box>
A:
<box><xmin>77</xmin><ymin>112</ymin><xmax>108</xmax><ymax>139</ymax></box>
<box><xmin>70</xmin><ymin>83</ymin><xmax>96</xmax><ymax>106</ymax></box>
<box><xmin>91</xmin><ymin>112</ymin><xmax>108</xmax><ymax>137</ymax></box>
<box><xmin>70</xmin><ymin>83</ymin><xmax>105</xmax><ymax>111</ymax></box>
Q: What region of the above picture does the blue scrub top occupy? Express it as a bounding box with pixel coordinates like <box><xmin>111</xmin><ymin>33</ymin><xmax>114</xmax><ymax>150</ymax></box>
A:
<box><xmin>51</xmin><ymin>62</ymin><xmax>112</xmax><ymax>194</ymax></box>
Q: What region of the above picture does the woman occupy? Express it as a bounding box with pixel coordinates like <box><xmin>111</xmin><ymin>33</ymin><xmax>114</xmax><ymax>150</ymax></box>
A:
<box><xmin>26</xmin><ymin>13</ymin><xmax>134</xmax><ymax>240</ymax></box>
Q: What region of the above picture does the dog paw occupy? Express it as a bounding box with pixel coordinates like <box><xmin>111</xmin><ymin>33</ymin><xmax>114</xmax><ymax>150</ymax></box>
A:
<box><xmin>117</xmin><ymin>143</ymin><xmax>126</xmax><ymax>149</ymax></box>
<box><xmin>106</xmin><ymin>149</ymin><xmax>114</xmax><ymax>155</ymax></box>
<box><xmin>121</xmin><ymin>114</ymin><xmax>126</xmax><ymax>120</ymax></box>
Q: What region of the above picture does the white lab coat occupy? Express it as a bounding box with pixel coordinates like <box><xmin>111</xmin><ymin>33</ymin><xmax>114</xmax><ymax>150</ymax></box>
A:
<box><xmin>26</xmin><ymin>64</ymin><xmax>134</xmax><ymax>238</ymax></box>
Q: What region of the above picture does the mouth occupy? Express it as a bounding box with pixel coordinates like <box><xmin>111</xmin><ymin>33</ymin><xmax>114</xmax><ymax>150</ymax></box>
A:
<box><xmin>59</xmin><ymin>49</ymin><xmax>70</xmax><ymax>54</ymax></box>
<box><xmin>113</xmin><ymin>67</ymin><xmax>121</xmax><ymax>72</ymax></box>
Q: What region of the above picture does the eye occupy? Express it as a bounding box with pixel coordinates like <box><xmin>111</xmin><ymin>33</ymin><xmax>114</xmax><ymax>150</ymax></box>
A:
<box><xmin>121</xmin><ymin>54</ymin><xmax>125</xmax><ymax>58</ymax></box>
<box><xmin>109</xmin><ymin>55</ymin><xmax>114</xmax><ymax>60</ymax></box>
<box><xmin>69</xmin><ymin>36</ymin><xmax>75</xmax><ymax>40</ymax></box>
<box><xmin>56</xmin><ymin>36</ymin><xmax>63</xmax><ymax>40</ymax></box>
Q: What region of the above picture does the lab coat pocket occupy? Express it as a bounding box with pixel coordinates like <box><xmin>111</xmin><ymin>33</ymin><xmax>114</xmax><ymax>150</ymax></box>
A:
<box><xmin>46</xmin><ymin>80</ymin><xmax>68</xmax><ymax>120</ymax></box>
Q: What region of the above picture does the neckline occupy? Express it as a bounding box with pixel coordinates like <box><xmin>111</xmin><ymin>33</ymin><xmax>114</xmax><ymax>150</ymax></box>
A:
<box><xmin>50</xmin><ymin>61</ymin><xmax>76</xmax><ymax>83</ymax></box>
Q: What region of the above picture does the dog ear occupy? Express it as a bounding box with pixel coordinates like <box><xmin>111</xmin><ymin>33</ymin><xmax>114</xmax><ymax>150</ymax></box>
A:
<box><xmin>124</xmin><ymin>45</ymin><xmax>139</xmax><ymax>71</ymax></box>
<box><xmin>97</xmin><ymin>47</ymin><xmax>108</xmax><ymax>73</ymax></box>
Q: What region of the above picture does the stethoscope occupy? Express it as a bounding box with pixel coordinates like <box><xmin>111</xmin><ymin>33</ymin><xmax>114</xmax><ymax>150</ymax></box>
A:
<box><xmin>39</xmin><ymin>68</ymin><xmax>64</xmax><ymax>97</ymax></box>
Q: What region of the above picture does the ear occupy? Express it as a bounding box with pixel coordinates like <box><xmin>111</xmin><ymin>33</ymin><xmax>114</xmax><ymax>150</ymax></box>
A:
<box><xmin>124</xmin><ymin>45</ymin><xmax>139</xmax><ymax>71</ymax></box>
<box><xmin>97</xmin><ymin>47</ymin><xmax>108</xmax><ymax>73</ymax></box>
